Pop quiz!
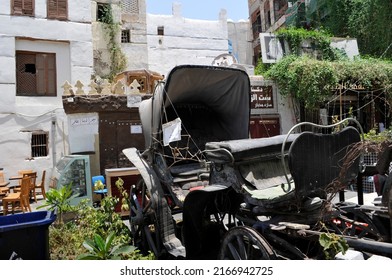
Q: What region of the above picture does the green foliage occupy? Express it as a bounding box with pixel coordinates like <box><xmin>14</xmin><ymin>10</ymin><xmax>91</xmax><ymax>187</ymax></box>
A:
<box><xmin>266</xmin><ymin>55</ymin><xmax>337</xmax><ymax>108</ymax></box>
<box><xmin>99</xmin><ymin>4</ymin><xmax>127</xmax><ymax>81</ymax></box>
<box><xmin>254</xmin><ymin>59</ymin><xmax>272</xmax><ymax>76</ymax></box>
<box><xmin>364</xmin><ymin>128</ymin><xmax>392</xmax><ymax>143</ymax></box>
<box><xmin>78</xmin><ymin>232</ymin><xmax>136</xmax><ymax>260</ymax></box>
<box><xmin>94</xmin><ymin>179</ymin><xmax>105</xmax><ymax>191</ymax></box>
<box><xmin>265</xmin><ymin>54</ymin><xmax>392</xmax><ymax>109</ymax></box>
<box><xmin>276</xmin><ymin>27</ymin><xmax>337</xmax><ymax>60</ymax></box>
<box><xmin>48</xmin><ymin>196</ymin><xmax>154</xmax><ymax>260</ymax></box>
<box><xmin>77</xmin><ymin>196</ymin><xmax>131</xmax><ymax>245</ymax></box>
<box><xmin>115</xmin><ymin>177</ymin><xmax>130</xmax><ymax>212</ymax></box>
<box><xmin>319</xmin><ymin>232</ymin><xmax>349</xmax><ymax>260</ymax></box>
<box><xmin>49</xmin><ymin>221</ymin><xmax>86</xmax><ymax>259</ymax></box>
<box><xmin>309</xmin><ymin>0</ymin><xmax>392</xmax><ymax>59</ymax></box>
<box><xmin>37</xmin><ymin>184</ymin><xmax>77</xmax><ymax>224</ymax></box>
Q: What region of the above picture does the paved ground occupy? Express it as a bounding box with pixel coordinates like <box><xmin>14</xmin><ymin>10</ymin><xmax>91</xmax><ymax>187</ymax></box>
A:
<box><xmin>333</xmin><ymin>190</ymin><xmax>378</xmax><ymax>205</ymax></box>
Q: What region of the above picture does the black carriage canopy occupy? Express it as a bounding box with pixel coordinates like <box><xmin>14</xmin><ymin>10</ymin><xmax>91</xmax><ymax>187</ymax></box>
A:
<box><xmin>139</xmin><ymin>65</ymin><xmax>251</xmax><ymax>149</ymax></box>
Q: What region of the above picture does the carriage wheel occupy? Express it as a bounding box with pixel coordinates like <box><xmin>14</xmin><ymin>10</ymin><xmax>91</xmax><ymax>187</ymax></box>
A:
<box><xmin>129</xmin><ymin>179</ymin><xmax>161</xmax><ymax>257</ymax></box>
<box><xmin>219</xmin><ymin>226</ymin><xmax>277</xmax><ymax>260</ymax></box>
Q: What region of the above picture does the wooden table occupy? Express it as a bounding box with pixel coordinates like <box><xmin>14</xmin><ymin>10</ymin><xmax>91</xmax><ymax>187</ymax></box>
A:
<box><xmin>0</xmin><ymin>181</ymin><xmax>10</xmax><ymax>187</ymax></box>
<box><xmin>9</xmin><ymin>175</ymin><xmax>23</xmax><ymax>181</ymax></box>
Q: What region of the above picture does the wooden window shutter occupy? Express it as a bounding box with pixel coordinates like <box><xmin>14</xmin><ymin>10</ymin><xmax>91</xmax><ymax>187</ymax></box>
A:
<box><xmin>13</xmin><ymin>0</ymin><xmax>34</xmax><ymax>16</ymax></box>
<box><xmin>47</xmin><ymin>0</ymin><xmax>68</xmax><ymax>20</ymax></box>
<box><xmin>36</xmin><ymin>53</ymin><xmax>56</xmax><ymax>96</ymax></box>
<box><xmin>46</xmin><ymin>54</ymin><xmax>57</xmax><ymax>96</ymax></box>
<box><xmin>36</xmin><ymin>54</ymin><xmax>46</xmax><ymax>95</ymax></box>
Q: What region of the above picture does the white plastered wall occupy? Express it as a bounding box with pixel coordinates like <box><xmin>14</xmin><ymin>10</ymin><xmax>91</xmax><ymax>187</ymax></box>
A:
<box><xmin>0</xmin><ymin>0</ymin><xmax>93</xmax><ymax>181</ymax></box>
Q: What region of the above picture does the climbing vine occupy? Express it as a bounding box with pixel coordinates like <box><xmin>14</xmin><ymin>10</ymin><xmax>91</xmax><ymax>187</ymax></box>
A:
<box><xmin>98</xmin><ymin>4</ymin><xmax>127</xmax><ymax>81</ymax></box>
<box><xmin>308</xmin><ymin>0</ymin><xmax>392</xmax><ymax>59</ymax></box>
<box><xmin>265</xmin><ymin>55</ymin><xmax>392</xmax><ymax>109</ymax></box>
<box><xmin>275</xmin><ymin>27</ymin><xmax>339</xmax><ymax>60</ymax></box>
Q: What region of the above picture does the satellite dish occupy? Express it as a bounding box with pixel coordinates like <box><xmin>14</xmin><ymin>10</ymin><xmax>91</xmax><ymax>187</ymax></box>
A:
<box><xmin>212</xmin><ymin>53</ymin><xmax>237</xmax><ymax>67</ymax></box>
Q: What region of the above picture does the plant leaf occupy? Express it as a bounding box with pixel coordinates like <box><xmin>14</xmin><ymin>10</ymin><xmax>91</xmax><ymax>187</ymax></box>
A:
<box><xmin>104</xmin><ymin>232</ymin><xmax>115</xmax><ymax>252</ymax></box>
<box><xmin>82</xmin><ymin>239</ymin><xmax>98</xmax><ymax>253</ymax></box>
<box><xmin>94</xmin><ymin>234</ymin><xmax>106</xmax><ymax>251</ymax></box>
<box><xmin>111</xmin><ymin>245</ymin><xmax>136</xmax><ymax>256</ymax></box>
<box><xmin>77</xmin><ymin>253</ymin><xmax>100</xmax><ymax>260</ymax></box>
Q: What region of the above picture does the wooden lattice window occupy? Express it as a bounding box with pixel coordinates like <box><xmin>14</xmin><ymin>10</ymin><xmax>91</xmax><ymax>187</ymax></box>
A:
<box><xmin>16</xmin><ymin>51</ymin><xmax>57</xmax><ymax>96</ymax></box>
<box><xmin>31</xmin><ymin>131</ymin><xmax>49</xmax><ymax>158</ymax></box>
<box><xmin>12</xmin><ymin>0</ymin><xmax>34</xmax><ymax>16</ymax></box>
<box><xmin>47</xmin><ymin>0</ymin><xmax>68</xmax><ymax>20</ymax></box>
<box><xmin>121</xmin><ymin>0</ymin><xmax>139</xmax><ymax>14</ymax></box>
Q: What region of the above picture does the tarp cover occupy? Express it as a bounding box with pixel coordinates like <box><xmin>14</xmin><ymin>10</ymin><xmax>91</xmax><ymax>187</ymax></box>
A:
<box><xmin>139</xmin><ymin>65</ymin><xmax>251</xmax><ymax>148</ymax></box>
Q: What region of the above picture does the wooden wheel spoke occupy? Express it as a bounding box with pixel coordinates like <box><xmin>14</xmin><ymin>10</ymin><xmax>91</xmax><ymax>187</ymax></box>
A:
<box><xmin>219</xmin><ymin>226</ymin><xmax>276</xmax><ymax>260</ymax></box>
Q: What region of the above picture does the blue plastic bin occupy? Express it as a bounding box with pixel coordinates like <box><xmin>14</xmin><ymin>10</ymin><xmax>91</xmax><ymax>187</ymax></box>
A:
<box><xmin>0</xmin><ymin>211</ymin><xmax>56</xmax><ymax>260</ymax></box>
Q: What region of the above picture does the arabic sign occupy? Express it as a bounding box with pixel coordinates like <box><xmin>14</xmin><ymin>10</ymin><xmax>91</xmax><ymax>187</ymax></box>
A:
<box><xmin>250</xmin><ymin>85</ymin><xmax>274</xmax><ymax>109</ymax></box>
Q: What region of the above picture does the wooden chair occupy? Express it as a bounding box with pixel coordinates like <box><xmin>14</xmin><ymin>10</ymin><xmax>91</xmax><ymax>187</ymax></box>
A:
<box><xmin>0</xmin><ymin>170</ymin><xmax>5</xmax><ymax>182</ymax></box>
<box><xmin>14</xmin><ymin>171</ymin><xmax>37</xmax><ymax>202</ymax></box>
<box><xmin>35</xmin><ymin>170</ymin><xmax>47</xmax><ymax>200</ymax></box>
<box><xmin>14</xmin><ymin>169</ymin><xmax>33</xmax><ymax>189</ymax></box>
<box><xmin>2</xmin><ymin>176</ymin><xmax>32</xmax><ymax>215</ymax></box>
<box><xmin>0</xmin><ymin>170</ymin><xmax>10</xmax><ymax>187</ymax></box>
<box><xmin>0</xmin><ymin>186</ymin><xmax>10</xmax><ymax>195</ymax></box>
<box><xmin>0</xmin><ymin>170</ymin><xmax>10</xmax><ymax>196</ymax></box>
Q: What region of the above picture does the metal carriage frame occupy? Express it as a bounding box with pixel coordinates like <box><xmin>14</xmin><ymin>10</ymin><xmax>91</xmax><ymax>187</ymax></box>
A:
<box><xmin>123</xmin><ymin>65</ymin><xmax>392</xmax><ymax>260</ymax></box>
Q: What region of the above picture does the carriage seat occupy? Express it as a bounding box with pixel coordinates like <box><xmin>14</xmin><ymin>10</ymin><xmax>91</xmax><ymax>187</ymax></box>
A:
<box><xmin>249</xmin><ymin>127</ymin><xmax>361</xmax><ymax>214</ymax></box>
<box><xmin>207</xmin><ymin>127</ymin><xmax>361</xmax><ymax>214</ymax></box>
<box><xmin>205</xmin><ymin>134</ymin><xmax>298</xmax><ymax>164</ymax></box>
<box><xmin>205</xmin><ymin>134</ymin><xmax>298</xmax><ymax>194</ymax></box>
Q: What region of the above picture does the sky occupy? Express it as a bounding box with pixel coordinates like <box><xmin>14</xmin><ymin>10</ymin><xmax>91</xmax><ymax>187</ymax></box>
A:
<box><xmin>146</xmin><ymin>0</ymin><xmax>249</xmax><ymax>21</ymax></box>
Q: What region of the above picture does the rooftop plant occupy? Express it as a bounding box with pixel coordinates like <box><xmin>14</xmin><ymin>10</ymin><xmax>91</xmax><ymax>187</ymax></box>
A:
<box><xmin>261</xmin><ymin>27</ymin><xmax>392</xmax><ymax>109</ymax></box>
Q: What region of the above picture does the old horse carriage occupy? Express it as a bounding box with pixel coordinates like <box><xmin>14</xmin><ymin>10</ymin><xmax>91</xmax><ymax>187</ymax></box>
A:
<box><xmin>123</xmin><ymin>65</ymin><xmax>392</xmax><ymax>260</ymax></box>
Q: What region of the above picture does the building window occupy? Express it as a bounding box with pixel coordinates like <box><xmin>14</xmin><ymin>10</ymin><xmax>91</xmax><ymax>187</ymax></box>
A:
<box><xmin>157</xmin><ymin>26</ymin><xmax>164</xmax><ymax>36</ymax></box>
<box><xmin>47</xmin><ymin>0</ymin><xmax>68</xmax><ymax>20</ymax></box>
<box><xmin>16</xmin><ymin>51</ymin><xmax>57</xmax><ymax>96</ymax></box>
<box><xmin>97</xmin><ymin>3</ymin><xmax>111</xmax><ymax>22</ymax></box>
<box><xmin>121</xmin><ymin>0</ymin><xmax>139</xmax><ymax>14</ymax></box>
<box><xmin>12</xmin><ymin>0</ymin><xmax>34</xmax><ymax>16</ymax></box>
<box><xmin>121</xmin><ymin>29</ymin><xmax>131</xmax><ymax>43</ymax></box>
<box><xmin>31</xmin><ymin>132</ymin><xmax>49</xmax><ymax>158</ymax></box>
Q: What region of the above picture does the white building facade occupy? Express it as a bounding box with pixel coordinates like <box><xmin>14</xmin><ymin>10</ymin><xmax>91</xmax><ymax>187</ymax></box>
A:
<box><xmin>0</xmin><ymin>0</ymin><xmax>93</xmax><ymax>180</ymax></box>
<box><xmin>147</xmin><ymin>3</ymin><xmax>238</xmax><ymax>75</ymax></box>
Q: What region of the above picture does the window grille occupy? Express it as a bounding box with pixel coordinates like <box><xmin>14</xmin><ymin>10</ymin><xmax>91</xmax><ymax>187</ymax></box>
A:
<box><xmin>16</xmin><ymin>51</ymin><xmax>57</xmax><ymax>96</ymax></box>
<box><xmin>121</xmin><ymin>0</ymin><xmax>139</xmax><ymax>14</ymax></box>
<box><xmin>31</xmin><ymin>132</ymin><xmax>49</xmax><ymax>158</ymax></box>
<box><xmin>121</xmin><ymin>29</ymin><xmax>131</xmax><ymax>43</ymax></box>
<box><xmin>157</xmin><ymin>26</ymin><xmax>164</xmax><ymax>36</ymax></box>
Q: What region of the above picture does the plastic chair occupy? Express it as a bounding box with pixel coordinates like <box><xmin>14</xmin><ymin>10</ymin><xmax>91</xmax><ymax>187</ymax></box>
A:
<box><xmin>92</xmin><ymin>175</ymin><xmax>107</xmax><ymax>199</ymax></box>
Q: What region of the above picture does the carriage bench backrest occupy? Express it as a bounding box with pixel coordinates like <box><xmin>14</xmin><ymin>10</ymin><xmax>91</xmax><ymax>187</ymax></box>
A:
<box><xmin>288</xmin><ymin>126</ymin><xmax>361</xmax><ymax>202</ymax></box>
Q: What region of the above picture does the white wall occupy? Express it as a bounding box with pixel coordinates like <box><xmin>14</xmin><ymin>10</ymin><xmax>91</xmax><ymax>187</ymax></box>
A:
<box><xmin>147</xmin><ymin>8</ymin><xmax>229</xmax><ymax>75</ymax></box>
<box><xmin>228</xmin><ymin>20</ymin><xmax>253</xmax><ymax>65</ymax></box>
<box><xmin>0</xmin><ymin>0</ymin><xmax>93</xmax><ymax>181</ymax></box>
